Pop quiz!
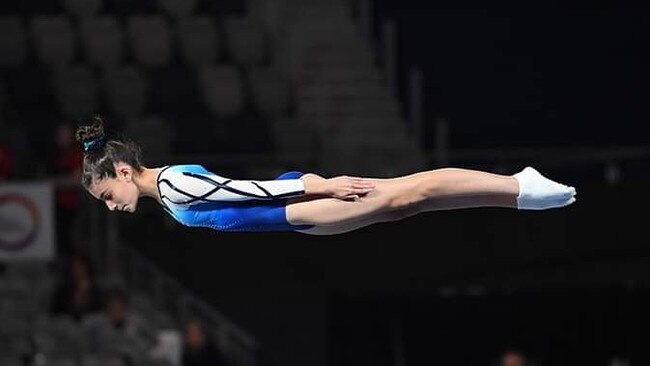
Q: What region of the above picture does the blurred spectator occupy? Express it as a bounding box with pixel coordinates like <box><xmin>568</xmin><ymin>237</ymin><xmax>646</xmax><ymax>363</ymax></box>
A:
<box><xmin>49</xmin><ymin>251</ymin><xmax>104</xmax><ymax>322</ymax></box>
<box><xmin>84</xmin><ymin>287</ymin><xmax>155</xmax><ymax>365</ymax></box>
<box><xmin>0</xmin><ymin>138</ymin><xmax>15</xmax><ymax>180</ymax></box>
<box><xmin>182</xmin><ymin>319</ymin><xmax>228</xmax><ymax>366</ymax></box>
<box><xmin>499</xmin><ymin>348</ymin><xmax>527</xmax><ymax>366</ymax></box>
<box><xmin>47</xmin><ymin>122</ymin><xmax>84</xmax><ymax>258</ymax></box>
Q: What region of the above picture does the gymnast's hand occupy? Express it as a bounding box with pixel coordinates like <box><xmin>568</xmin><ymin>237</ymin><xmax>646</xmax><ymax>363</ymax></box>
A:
<box><xmin>303</xmin><ymin>175</ymin><xmax>375</xmax><ymax>200</ymax></box>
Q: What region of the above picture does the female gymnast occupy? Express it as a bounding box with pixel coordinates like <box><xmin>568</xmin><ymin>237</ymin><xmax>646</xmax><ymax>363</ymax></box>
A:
<box><xmin>76</xmin><ymin>117</ymin><xmax>577</xmax><ymax>235</ymax></box>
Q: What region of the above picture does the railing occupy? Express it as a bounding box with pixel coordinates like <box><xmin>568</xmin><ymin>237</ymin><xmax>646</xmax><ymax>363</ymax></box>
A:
<box><xmin>118</xmin><ymin>244</ymin><xmax>259</xmax><ymax>366</ymax></box>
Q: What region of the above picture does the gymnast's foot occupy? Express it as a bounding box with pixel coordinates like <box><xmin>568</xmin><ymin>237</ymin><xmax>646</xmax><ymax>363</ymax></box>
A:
<box><xmin>514</xmin><ymin>166</ymin><xmax>577</xmax><ymax>210</ymax></box>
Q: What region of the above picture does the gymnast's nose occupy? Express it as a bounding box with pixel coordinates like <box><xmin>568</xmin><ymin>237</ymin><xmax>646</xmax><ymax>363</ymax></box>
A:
<box><xmin>106</xmin><ymin>201</ymin><xmax>117</xmax><ymax>211</ymax></box>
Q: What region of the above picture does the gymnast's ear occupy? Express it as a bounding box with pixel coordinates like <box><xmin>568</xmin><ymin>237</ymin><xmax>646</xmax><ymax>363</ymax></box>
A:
<box><xmin>114</xmin><ymin>162</ymin><xmax>134</xmax><ymax>182</ymax></box>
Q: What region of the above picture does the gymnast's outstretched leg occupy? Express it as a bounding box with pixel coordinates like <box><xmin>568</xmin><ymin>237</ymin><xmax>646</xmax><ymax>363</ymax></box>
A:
<box><xmin>296</xmin><ymin>194</ymin><xmax>516</xmax><ymax>235</ymax></box>
<box><xmin>288</xmin><ymin>166</ymin><xmax>576</xmax><ymax>232</ymax></box>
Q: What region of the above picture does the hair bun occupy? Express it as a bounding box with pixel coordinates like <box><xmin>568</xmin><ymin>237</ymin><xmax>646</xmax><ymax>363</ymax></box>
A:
<box><xmin>76</xmin><ymin>116</ymin><xmax>107</xmax><ymax>153</ymax></box>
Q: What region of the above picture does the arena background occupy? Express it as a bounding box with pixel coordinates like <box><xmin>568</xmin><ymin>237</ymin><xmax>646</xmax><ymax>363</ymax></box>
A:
<box><xmin>0</xmin><ymin>0</ymin><xmax>649</xmax><ymax>366</ymax></box>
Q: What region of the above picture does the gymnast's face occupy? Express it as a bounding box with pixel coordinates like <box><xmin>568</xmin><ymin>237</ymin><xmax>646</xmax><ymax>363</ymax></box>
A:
<box><xmin>88</xmin><ymin>164</ymin><xmax>140</xmax><ymax>213</ymax></box>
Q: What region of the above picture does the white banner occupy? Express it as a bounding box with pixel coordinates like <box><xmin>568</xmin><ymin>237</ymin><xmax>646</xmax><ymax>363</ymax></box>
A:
<box><xmin>0</xmin><ymin>182</ymin><xmax>55</xmax><ymax>261</ymax></box>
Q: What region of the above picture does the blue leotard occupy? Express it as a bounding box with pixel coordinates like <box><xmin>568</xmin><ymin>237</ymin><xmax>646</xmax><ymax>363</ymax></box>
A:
<box><xmin>156</xmin><ymin>164</ymin><xmax>315</xmax><ymax>232</ymax></box>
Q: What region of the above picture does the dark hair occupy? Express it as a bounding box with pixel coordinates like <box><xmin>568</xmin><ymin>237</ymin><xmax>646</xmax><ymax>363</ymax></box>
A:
<box><xmin>75</xmin><ymin>116</ymin><xmax>144</xmax><ymax>189</ymax></box>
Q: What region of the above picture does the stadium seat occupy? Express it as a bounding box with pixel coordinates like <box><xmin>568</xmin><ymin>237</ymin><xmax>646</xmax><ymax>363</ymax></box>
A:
<box><xmin>197</xmin><ymin>64</ymin><xmax>245</xmax><ymax>118</ymax></box>
<box><xmin>223</xmin><ymin>16</ymin><xmax>270</xmax><ymax>66</ymax></box>
<box><xmin>30</xmin><ymin>15</ymin><xmax>76</xmax><ymax>67</ymax></box>
<box><xmin>247</xmin><ymin>65</ymin><xmax>293</xmax><ymax>117</ymax></box>
<box><xmin>174</xmin><ymin>15</ymin><xmax>222</xmax><ymax>67</ymax></box>
<box><xmin>101</xmin><ymin>65</ymin><xmax>149</xmax><ymax>118</ymax></box>
<box><xmin>79</xmin><ymin>16</ymin><xmax>124</xmax><ymax>69</ymax></box>
<box><xmin>51</xmin><ymin>65</ymin><xmax>99</xmax><ymax>119</ymax></box>
<box><xmin>126</xmin><ymin>15</ymin><xmax>172</xmax><ymax>68</ymax></box>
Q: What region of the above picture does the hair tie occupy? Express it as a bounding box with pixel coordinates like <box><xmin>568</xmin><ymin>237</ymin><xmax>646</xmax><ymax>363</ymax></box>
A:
<box><xmin>83</xmin><ymin>134</ymin><xmax>106</xmax><ymax>152</ymax></box>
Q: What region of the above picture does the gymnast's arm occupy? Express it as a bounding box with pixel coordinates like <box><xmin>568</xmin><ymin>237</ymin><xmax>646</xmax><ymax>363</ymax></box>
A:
<box><xmin>160</xmin><ymin>170</ymin><xmax>375</xmax><ymax>203</ymax></box>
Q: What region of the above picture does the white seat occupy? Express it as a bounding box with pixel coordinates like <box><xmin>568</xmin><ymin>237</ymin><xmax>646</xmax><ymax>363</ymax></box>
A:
<box><xmin>157</xmin><ymin>0</ymin><xmax>197</xmax><ymax>19</ymax></box>
<box><xmin>198</xmin><ymin>64</ymin><xmax>245</xmax><ymax>117</ymax></box>
<box><xmin>61</xmin><ymin>0</ymin><xmax>102</xmax><ymax>18</ymax></box>
<box><xmin>0</xmin><ymin>16</ymin><xmax>27</xmax><ymax>68</ymax></box>
<box><xmin>51</xmin><ymin>65</ymin><xmax>99</xmax><ymax>119</ymax></box>
<box><xmin>175</xmin><ymin>15</ymin><xmax>221</xmax><ymax>66</ymax></box>
<box><xmin>126</xmin><ymin>15</ymin><xmax>172</xmax><ymax>68</ymax></box>
<box><xmin>101</xmin><ymin>65</ymin><xmax>149</xmax><ymax>118</ymax></box>
<box><xmin>80</xmin><ymin>16</ymin><xmax>124</xmax><ymax>69</ymax></box>
<box><xmin>30</xmin><ymin>15</ymin><xmax>76</xmax><ymax>67</ymax></box>
<box><xmin>223</xmin><ymin>16</ymin><xmax>269</xmax><ymax>65</ymax></box>
<box><xmin>247</xmin><ymin>66</ymin><xmax>293</xmax><ymax>117</ymax></box>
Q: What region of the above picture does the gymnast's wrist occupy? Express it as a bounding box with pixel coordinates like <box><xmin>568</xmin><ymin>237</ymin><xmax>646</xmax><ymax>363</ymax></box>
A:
<box><xmin>302</xmin><ymin>177</ymin><xmax>327</xmax><ymax>196</ymax></box>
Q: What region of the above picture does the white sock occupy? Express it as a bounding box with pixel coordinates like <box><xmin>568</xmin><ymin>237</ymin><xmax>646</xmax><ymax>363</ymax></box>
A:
<box><xmin>514</xmin><ymin>166</ymin><xmax>577</xmax><ymax>210</ymax></box>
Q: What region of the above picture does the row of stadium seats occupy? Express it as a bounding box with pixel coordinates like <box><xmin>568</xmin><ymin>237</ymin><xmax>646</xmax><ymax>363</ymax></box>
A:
<box><xmin>0</xmin><ymin>0</ymin><xmax>245</xmax><ymax>17</ymax></box>
<box><xmin>0</xmin><ymin>261</ymin><xmax>174</xmax><ymax>366</ymax></box>
<box><xmin>0</xmin><ymin>63</ymin><xmax>294</xmax><ymax>119</ymax></box>
<box><xmin>0</xmin><ymin>14</ymin><xmax>271</xmax><ymax>69</ymax></box>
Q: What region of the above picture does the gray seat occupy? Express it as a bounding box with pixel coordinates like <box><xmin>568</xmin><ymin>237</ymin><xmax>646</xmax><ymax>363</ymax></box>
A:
<box><xmin>51</xmin><ymin>65</ymin><xmax>99</xmax><ymax>119</ymax></box>
<box><xmin>101</xmin><ymin>65</ymin><xmax>149</xmax><ymax>118</ymax></box>
<box><xmin>247</xmin><ymin>66</ymin><xmax>293</xmax><ymax>117</ymax></box>
<box><xmin>198</xmin><ymin>64</ymin><xmax>245</xmax><ymax>118</ymax></box>
<box><xmin>80</xmin><ymin>16</ymin><xmax>125</xmax><ymax>69</ymax></box>
<box><xmin>126</xmin><ymin>15</ymin><xmax>172</xmax><ymax>68</ymax></box>
<box><xmin>174</xmin><ymin>15</ymin><xmax>221</xmax><ymax>67</ymax></box>
<box><xmin>223</xmin><ymin>16</ymin><xmax>270</xmax><ymax>66</ymax></box>
<box><xmin>30</xmin><ymin>15</ymin><xmax>76</xmax><ymax>67</ymax></box>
